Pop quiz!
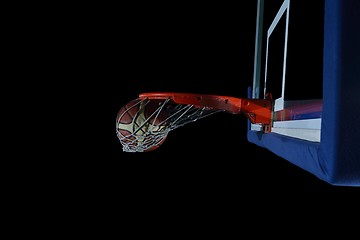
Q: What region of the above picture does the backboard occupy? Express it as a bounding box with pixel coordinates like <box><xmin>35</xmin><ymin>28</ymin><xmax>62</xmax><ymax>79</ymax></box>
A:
<box><xmin>248</xmin><ymin>0</ymin><xmax>360</xmax><ymax>186</ymax></box>
<box><xmin>251</xmin><ymin>0</ymin><xmax>324</xmax><ymax>142</ymax></box>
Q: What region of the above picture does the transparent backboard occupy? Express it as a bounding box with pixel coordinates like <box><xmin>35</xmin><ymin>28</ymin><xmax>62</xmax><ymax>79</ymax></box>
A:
<box><xmin>251</xmin><ymin>0</ymin><xmax>324</xmax><ymax>142</ymax></box>
<box><xmin>248</xmin><ymin>0</ymin><xmax>360</xmax><ymax>186</ymax></box>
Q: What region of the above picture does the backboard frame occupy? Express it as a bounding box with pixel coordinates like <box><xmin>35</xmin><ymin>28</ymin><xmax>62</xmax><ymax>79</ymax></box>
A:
<box><xmin>250</xmin><ymin>0</ymin><xmax>322</xmax><ymax>142</ymax></box>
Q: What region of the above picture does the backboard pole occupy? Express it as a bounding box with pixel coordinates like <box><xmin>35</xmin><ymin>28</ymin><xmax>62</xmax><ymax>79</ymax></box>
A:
<box><xmin>252</xmin><ymin>0</ymin><xmax>264</xmax><ymax>99</ymax></box>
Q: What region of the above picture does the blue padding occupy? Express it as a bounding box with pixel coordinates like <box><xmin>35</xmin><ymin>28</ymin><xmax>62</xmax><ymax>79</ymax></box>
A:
<box><xmin>320</xmin><ymin>0</ymin><xmax>360</xmax><ymax>186</ymax></box>
<box><xmin>247</xmin><ymin>0</ymin><xmax>360</xmax><ymax>186</ymax></box>
<box><xmin>247</xmin><ymin>131</ymin><xmax>322</xmax><ymax>176</ymax></box>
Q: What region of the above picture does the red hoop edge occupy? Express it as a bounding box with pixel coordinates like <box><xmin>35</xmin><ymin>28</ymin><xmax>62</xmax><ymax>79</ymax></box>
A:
<box><xmin>139</xmin><ymin>92</ymin><xmax>273</xmax><ymax>128</ymax></box>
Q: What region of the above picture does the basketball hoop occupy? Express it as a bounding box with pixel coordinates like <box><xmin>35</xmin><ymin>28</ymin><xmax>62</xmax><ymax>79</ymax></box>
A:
<box><xmin>116</xmin><ymin>92</ymin><xmax>272</xmax><ymax>152</ymax></box>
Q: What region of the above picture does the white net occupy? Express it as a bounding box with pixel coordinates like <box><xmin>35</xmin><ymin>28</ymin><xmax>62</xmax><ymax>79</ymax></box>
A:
<box><xmin>116</xmin><ymin>97</ymin><xmax>222</xmax><ymax>152</ymax></box>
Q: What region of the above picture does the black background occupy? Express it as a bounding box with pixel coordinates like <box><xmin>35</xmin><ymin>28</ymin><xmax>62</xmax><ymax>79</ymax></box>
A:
<box><xmin>11</xmin><ymin>2</ymin><xmax>359</xmax><ymax>233</ymax></box>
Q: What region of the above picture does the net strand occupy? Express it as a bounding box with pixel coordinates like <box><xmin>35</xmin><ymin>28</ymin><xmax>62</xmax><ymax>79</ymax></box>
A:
<box><xmin>116</xmin><ymin>97</ymin><xmax>222</xmax><ymax>152</ymax></box>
